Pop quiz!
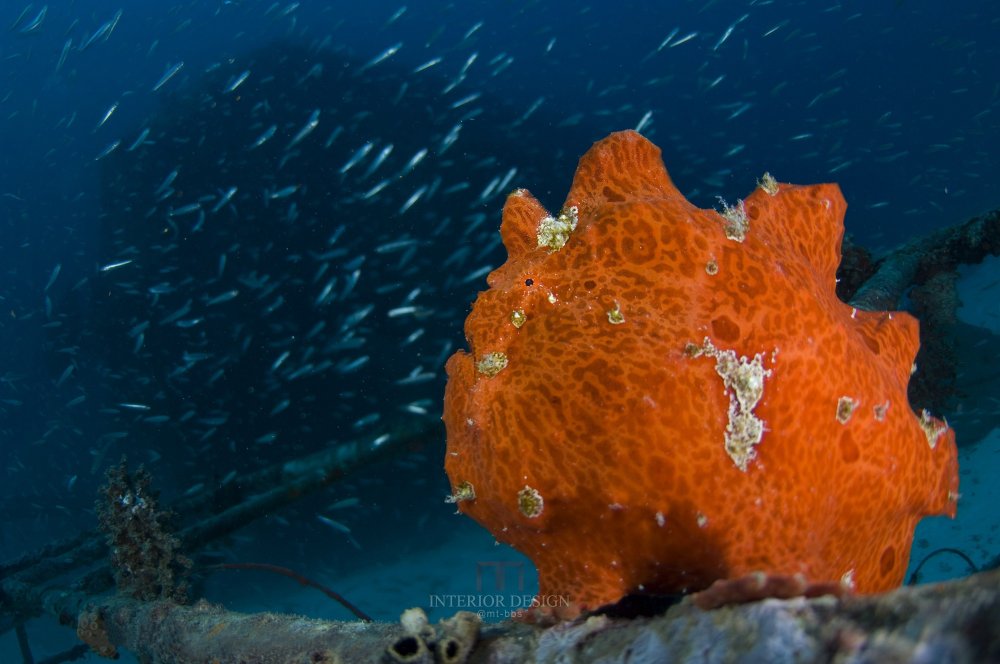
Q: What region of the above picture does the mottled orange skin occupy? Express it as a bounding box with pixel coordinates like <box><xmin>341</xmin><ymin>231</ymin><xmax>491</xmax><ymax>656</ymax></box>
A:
<box><xmin>443</xmin><ymin>131</ymin><xmax>959</xmax><ymax>619</ymax></box>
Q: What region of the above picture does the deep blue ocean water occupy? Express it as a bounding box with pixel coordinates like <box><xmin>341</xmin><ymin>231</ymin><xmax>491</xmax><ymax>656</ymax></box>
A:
<box><xmin>1</xmin><ymin>1</ymin><xmax>998</xmax><ymax>660</ymax></box>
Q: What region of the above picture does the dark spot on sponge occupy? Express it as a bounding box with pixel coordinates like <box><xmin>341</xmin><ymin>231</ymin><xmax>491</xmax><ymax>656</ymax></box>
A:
<box><xmin>711</xmin><ymin>315</ymin><xmax>741</xmax><ymax>343</ymax></box>
<box><xmin>880</xmin><ymin>545</ymin><xmax>896</xmax><ymax>577</ymax></box>
<box><xmin>839</xmin><ymin>430</ymin><xmax>860</xmax><ymax>463</ymax></box>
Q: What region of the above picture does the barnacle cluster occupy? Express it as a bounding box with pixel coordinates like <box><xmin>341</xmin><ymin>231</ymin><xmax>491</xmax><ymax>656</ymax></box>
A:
<box><xmin>717</xmin><ymin>197</ymin><xmax>749</xmax><ymax>242</ymax></box>
<box><xmin>517</xmin><ymin>485</ymin><xmax>544</xmax><ymax>518</ymax></box>
<box><xmin>385</xmin><ymin>608</ymin><xmax>480</xmax><ymax>664</ymax></box>
<box><xmin>837</xmin><ymin>396</ymin><xmax>859</xmax><ymax>424</ymax></box>
<box><xmin>690</xmin><ymin>338</ymin><xmax>772</xmax><ymax>472</ymax></box>
<box><xmin>476</xmin><ymin>351</ymin><xmax>508</xmax><ymax>377</ymax></box>
<box><xmin>536</xmin><ymin>206</ymin><xmax>579</xmax><ymax>251</ymax></box>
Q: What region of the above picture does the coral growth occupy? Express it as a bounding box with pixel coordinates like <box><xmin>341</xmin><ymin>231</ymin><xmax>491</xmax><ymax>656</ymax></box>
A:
<box><xmin>96</xmin><ymin>458</ymin><xmax>191</xmax><ymax>602</ymax></box>
<box><xmin>443</xmin><ymin>131</ymin><xmax>959</xmax><ymax>619</ymax></box>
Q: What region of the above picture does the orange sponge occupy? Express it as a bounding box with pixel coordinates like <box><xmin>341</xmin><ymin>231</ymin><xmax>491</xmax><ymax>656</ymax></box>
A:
<box><xmin>443</xmin><ymin>131</ymin><xmax>959</xmax><ymax>619</ymax></box>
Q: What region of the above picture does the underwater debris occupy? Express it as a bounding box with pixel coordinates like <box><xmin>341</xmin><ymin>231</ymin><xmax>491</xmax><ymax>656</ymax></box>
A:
<box><xmin>203</xmin><ymin>562</ymin><xmax>372</xmax><ymax>622</ymax></box>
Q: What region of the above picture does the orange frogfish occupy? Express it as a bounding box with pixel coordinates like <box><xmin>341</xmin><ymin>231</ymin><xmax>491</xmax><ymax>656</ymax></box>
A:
<box><xmin>442</xmin><ymin>130</ymin><xmax>959</xmax><ymax>619</ymax></box>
